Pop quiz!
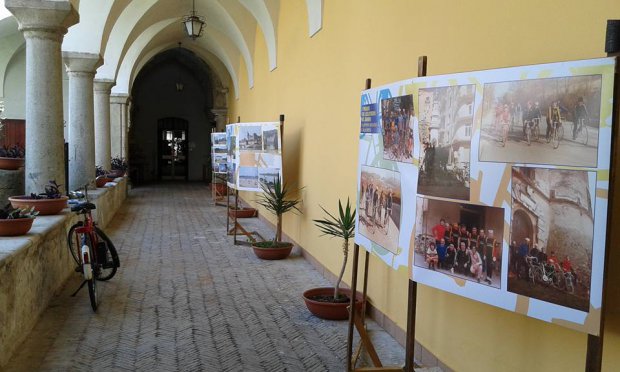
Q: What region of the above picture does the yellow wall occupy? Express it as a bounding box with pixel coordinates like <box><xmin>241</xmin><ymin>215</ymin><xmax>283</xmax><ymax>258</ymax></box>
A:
<box><xmin>228</xmin><ymin>1</ymin><xmax>620</xmax><ymax>371</ymax></box>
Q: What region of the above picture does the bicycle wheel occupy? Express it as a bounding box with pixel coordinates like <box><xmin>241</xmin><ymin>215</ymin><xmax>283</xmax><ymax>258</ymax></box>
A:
<box><xmin>84</xmin><ymin>235</ymin><xmax>98</xmax><ymax>312</ymax></box>
<box><xmin>94</xmin><ymin>227</ymin><xmax>119</xmax><ymax>281</ymax></box>
<box><xmin>581</xmin><ymin>125</ymin><xmax>588</xmax><ymax>146</ymax></box>
<box><xmin>67</xmin><ymin>222</ymin><xmax>83</xmax><ymax>266</ymax></box>
<box><xmin>525</xmin><ymin>125</ymin><xmax>531</xmax><ymax>145</ymax></box>
<box><xmin>552</xmin><ymin>126</ymin><xmax>562</xmax><ymax>149</ymax></box>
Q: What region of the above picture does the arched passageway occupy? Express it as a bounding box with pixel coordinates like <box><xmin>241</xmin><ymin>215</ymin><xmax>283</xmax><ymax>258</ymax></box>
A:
<box><xmin>511</xmin><ymin>209</ymin><xmax>534</xmax><ymax>245</ymax></box>
<box><xmin>129</xmin><ymin>48</ymin><xmax>219</xmax><ymax>185</ymax></box>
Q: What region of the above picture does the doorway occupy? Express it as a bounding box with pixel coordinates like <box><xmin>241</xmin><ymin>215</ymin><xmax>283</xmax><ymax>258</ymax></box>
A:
<box><xmin>511</xmin><ymin>209</ymin><xmax>534</xmax><ymax>245</ymax></box>
<box><xmin>157</xmin><ymin>118</ymin><xmax>188</xmax><ymax>181</ymax></box>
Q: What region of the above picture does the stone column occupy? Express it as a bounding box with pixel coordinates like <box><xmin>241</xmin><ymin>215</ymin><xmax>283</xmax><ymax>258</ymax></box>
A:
<box><xmin>110</xmin><ymin>93</ymin><xmax>129</xmax><ymax>160</ymax></box>
<box><xmin>6</xmin><ymin>0</ymin><xmax>78</xmax><ymax>194</ymax></box>
<box><xmin>211</xmin><ymin>108</ymin><xmax>228</xmax><ymax>132</ymax></box>
<box><xmin>63</xmin><ymin>52</ymin><xmax>102</xmax><ymax>191</ymax></box>
<box><xmin>94</xmin><ymin>79</ymin><xmax>115</xmax><ymax>170</ymax></box>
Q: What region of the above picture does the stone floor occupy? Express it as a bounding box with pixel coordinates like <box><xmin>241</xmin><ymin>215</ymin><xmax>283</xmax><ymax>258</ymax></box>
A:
<box><xmin>4</xmin><ymin>183</ymin><xmax>419</xmax><ymax>372</ymax></box>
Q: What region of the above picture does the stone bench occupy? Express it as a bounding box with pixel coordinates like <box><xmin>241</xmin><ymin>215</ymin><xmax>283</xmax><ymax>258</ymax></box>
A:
<box><xmin>0</xmin><ymin>177</ymin><xmax>128</xmax><ymax>367</ymax></box>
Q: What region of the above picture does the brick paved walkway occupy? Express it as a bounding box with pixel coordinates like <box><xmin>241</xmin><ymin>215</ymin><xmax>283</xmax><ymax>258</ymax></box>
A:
<box><xmin>5</xmin><ymin>183</ymin><xmax>406</xmax><ymax>371</ymax></box>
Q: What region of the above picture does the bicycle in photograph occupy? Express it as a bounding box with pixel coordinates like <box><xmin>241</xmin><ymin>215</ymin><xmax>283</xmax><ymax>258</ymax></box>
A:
<box><xmin>546</xmin><ymin>117</ymin><xmax>564</xmax><ymax>149</ymax></box>
<box><xmin>67</xmin><ymin>186</ymin><xmax>120</xmax><ymax>311</ymax></box>
<box><xmin>573</xmin><ymin>117</ymin><xmax>589</xmax><ymax>146</ymax></box>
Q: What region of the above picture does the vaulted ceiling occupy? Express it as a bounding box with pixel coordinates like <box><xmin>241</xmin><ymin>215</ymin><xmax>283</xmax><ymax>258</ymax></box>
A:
<box><xmin>0</xmin><ymin>0</ymin><xmax>325</xmax><ymax>99</ymax></box>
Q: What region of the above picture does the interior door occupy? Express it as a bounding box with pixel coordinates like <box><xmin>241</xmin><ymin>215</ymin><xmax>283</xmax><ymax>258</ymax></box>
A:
<box><xmin>157</xmin><ymin>118</ymin><xmax>188</xmax><ymax>181</ymax></box>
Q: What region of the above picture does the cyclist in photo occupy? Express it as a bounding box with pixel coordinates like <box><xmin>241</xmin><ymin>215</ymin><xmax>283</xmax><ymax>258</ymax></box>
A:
<box><xmin>546</xmin><ymin>100</ymin><xmax>563</xmax><ymax>140</ymax></box>
<box><xmin>533</xmin><ymin>101</ymin><xmax>542</xmax><ymax>130</ymax></box>
<box><xmin>523</xmin><ymin>101</ymin><xmax>534</xmax><ymax>137</ymax></box>
<box><xmin>573</xmin><ymin>96</ymin><xmax>589</xmax><ymax>140</ymax></box>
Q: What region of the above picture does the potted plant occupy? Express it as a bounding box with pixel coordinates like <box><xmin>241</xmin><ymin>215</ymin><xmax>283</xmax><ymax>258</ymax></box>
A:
<box><xmin>9</xmin><ymin>180</ymin><xmax>68</xmax><ymax>215</ymax></box>
<box><xmin>251</xmin><ymin>176</ymin><xmax>301</xmax><ymax>260</ymax></box>
<box><xmin>0</xmin><ymin>204</ymin><xmax>38</xmax><ymax>236</ymax></box>
<box><xmin>95</xmin><ymin>165</ymin><xmax>114</xmax><ymax>187</ymax></box>
<box><xmin>0</xmin><ymin>144</ymin><xmax>25</xmax><ymax>170</ymax></box>
<box><xmin>107</xmin><ymin>157</ymin><xmax>127</xmax><ymax>178</ymax></box>
<box><xmin>302</xmin><ymin>199</ymin><xmax>363</xmax><ymax>320</ymax></box>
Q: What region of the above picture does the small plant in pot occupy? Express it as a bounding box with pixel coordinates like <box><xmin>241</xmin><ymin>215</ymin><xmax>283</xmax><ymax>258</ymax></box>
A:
<box><xmin>108</xmin><ymin>157</ymin><xmax>128</xmax><ymax>178</ymax></box>
<box><xmin>0</xmin><ymin>204</ymin><xmax>39</xmax><ymax>236</ymax></box>
<box><xmin>96</xmin><ymin>165</ymin><xmax>113</xmax><ymax>187</ymax></box>
<box><xmin>0</xmin><ymin>144</ymin><xmax>25</xmax><ymax>170</ymax></box>
<box><xmin>302</xmin><ymin>198</ymin><xmax>363</xmax><ymax>320</ymax></box>
<box><xmin>252</xmin><ymin>176</ymin><xmax>301</xmax><ymax>260</ymax></box>
<box><xmin>9</xmin><ymin>180</ymin><xmax>69</xmax><ymax>215</ymax></box>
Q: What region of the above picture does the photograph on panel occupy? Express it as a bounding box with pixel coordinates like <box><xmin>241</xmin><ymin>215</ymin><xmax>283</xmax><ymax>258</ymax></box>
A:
<box><xmin>380</xmin><ymin>94</ymin><xmax>414</xmax><ymax>163</ymax></box>
<box><xmin>227</xmin><ymin>162</ymin><xmax>236</xmax><ymax>184</ymax></box>
<box><xmin>238</xmin><ymin>166</ymin><xmax>259</xmax><ymax>188</ymax></box>
<box><xmin>478</xmin><ymin>75</ymin><xmax>602</xmax><ymax>167</ymax></box>
<box><xmin>213</xmin><ymin>146</ymin><xmax>227</xmax><ymax>154</ymax></box>
<box><xmin>212</xmin><ymin>132</ymin><xmax>227</xmax><ymax>146</ymax></box>
<box><xmin>359</xmin><ymin>165</ymin><xmax>402</xmax><ymax>254</ymax></box>
<box><xmin>227</xmin><ymin>135</ymin><xmax>236</xmax><ymax>158</ymax></box>
<box><xmin>238</xmin><ymin>126</ymin><xmax>263</xmax><ymax>151</ymax></box>
<box><xmin>262</xmin><ymin>127</ymin><xmax>280</xmax><ymax>152</ymax></box>
<box><xmin>414</xmin><ymin>197</ymin><xmax>504</xmax><ymax>288</ymax></box>
<box><xmin>212</xmin><ymin>154</ymin><xmax>227</xmax><ymax>173</ymax></box>
<box><xmin>417</xmin><ymin>85</ymin><xmax>475</xmax><ymax>201</ymax></box>
<box><xmin>258</xmin><ymin>168</ymin><xmax>280</xmax><ymax>188</ymax></box>
<box><xmin>507</xmin><ymin>166</ymin><xmax>595</xmax><ymax>312</ymax></box>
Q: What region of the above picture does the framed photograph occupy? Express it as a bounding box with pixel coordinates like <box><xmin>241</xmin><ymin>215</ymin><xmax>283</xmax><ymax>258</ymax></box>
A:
<box><xmin>381</xmin><ymin>95</ymin><xmax>414</xmax><ymax>163</ymax></box>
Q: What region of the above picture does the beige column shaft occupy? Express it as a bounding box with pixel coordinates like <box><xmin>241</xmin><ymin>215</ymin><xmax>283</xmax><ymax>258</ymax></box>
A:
<box><xmin>6</xmin><ymin>0</ymin><xmax>78</xmax><ymax>194</ymax></box>
<box><xmin>94</xmin><ymin>80</ymin><xmax>115</xmax><ymax>170</ymax></box>
<box><xmin>63</xmin><ymin>52</ymin><xmax>102</xmax><ymax>191</ymax></box>
<box><xmin>110</xmin><ymin>94</ymin><xmax>130</xmax><ymax>160</ymax></box>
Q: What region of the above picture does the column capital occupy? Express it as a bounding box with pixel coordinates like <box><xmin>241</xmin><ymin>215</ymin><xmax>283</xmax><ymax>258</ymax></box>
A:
<box><xmin>6</xmin><ymin>0</ymin><xmax>78</xmax><ymax>41</ymax></box>
<box><xmin>110</xmin><ymin>93</ymin><xmax>130</xmax><ymax>105</ymax></box>
<box><xmin>94</xmin><ymin>79</ymin><xmax>116</xmax><ymax>93</ymax></box>
<box><xmin>211</xmin><ymin>108</ymin><xmax>228</xmax><ymax>117</ymax></box>
<box><xmin>63</xmin><ymin>52</ymin><xmax>102</xmax><ymax>75</ymax></box>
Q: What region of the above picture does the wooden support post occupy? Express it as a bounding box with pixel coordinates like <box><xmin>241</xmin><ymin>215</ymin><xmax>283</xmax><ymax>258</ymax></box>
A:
<box><xmin>404</xmin><ymin>55</ymin><xmax>427</xmax><ymax>372</ymax></box>
<box><xmin>347</xmin><ymin>243</ymin><xmax>361</xmax><ymax>372</ymax></box>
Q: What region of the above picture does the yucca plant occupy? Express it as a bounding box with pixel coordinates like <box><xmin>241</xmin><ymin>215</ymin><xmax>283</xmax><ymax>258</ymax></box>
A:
<box><xmin>313</xmin><ymin>198</ymin><xmax>356</xmax><ymax>300</ymax></box>
<box><xmin>255</xmin><ymin>176</ymin><xmax>302</xmax><ymax>247</ymax></box>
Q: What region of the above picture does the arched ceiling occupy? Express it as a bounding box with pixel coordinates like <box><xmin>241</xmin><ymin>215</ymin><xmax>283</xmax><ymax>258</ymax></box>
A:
<box><xmin>0</xmin><ymin>0</ymin><xmax>324</xmax><ymax>100</ymax></box>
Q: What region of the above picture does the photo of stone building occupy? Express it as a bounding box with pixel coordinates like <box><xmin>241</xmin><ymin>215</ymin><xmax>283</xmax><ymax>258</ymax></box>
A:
<box><xmin>508</xmin><ymin>166</ymin><xmax>595</xmax><ymax>311</ymax></box>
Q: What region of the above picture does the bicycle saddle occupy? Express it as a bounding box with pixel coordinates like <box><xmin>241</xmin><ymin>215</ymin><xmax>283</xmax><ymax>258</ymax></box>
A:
<box><xmin>71</xmin><ymin>202</ymin><xmax>96</xmax><ymax>212</ymax></box>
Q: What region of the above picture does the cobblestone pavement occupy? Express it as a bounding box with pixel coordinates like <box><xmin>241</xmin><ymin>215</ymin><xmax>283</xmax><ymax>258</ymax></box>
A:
<box><xmin>5</xmin><ymin>183</ymin><xmax>407</xmax><ymax>372</ymax></box>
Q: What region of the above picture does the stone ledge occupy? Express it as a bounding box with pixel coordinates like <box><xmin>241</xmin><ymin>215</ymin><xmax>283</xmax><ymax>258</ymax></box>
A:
<box><xmin>0</xmin><ymin>177</ymin><xmax>128</xmax><ymax>368</ymax></box>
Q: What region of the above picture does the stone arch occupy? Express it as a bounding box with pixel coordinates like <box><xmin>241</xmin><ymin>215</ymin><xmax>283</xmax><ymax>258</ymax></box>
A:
<box><xmin>511</xmin><ymin>208</ymin><xmax>535</xmax><ymax>246</ymax></box>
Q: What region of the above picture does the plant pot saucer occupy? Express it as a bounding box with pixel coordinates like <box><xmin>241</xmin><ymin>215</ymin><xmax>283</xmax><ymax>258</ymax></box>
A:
<box><xmin>302</xmin><ymin>287</ymin><xmax>364</xmax><ymax>320</ymax></box>
<box><xmin>0</xmin><ymin>217</ymin><xmax>35</xmax><ymax>236</ymax></box>
<box><xmin>228</xmin><ymin>207</ymin><xmax>257</xmax><ymax>218</ymax></box>
<box><xmin>0</xmin><ymin>157</ymin><xmax>25</xmax><ymax>170</ymax></box>
<box><xmin>9</xmin><ymin>195</ymin><xmax>69</xmax><ymax>215</ymax></box>
<box><xmin>251</xmin><ymin>241</ymin><xmax>293</xmax><ymax>260</ymax></box>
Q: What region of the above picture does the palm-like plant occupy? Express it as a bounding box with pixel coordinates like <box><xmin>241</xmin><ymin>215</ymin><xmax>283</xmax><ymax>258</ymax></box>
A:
<box><xmin>255</xmin><ymin>176</ymin><xmax>302</xmax><ymax>245</ymax></box>
<box><xmin>313</xmin><ymin>198</ymin><xmax>356</xmax><ymax>300</ymax></box>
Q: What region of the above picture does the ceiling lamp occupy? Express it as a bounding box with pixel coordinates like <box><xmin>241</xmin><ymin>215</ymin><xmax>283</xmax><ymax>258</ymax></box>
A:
<box><xmin>183</xmin><ymin>0</ymin><xmax>205</xmax><ymax>40</ymax></box>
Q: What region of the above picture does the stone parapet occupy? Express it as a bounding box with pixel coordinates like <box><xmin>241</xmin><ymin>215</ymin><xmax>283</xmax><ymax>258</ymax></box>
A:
<box><xmin>0</xmin><ymin>177</ymin><xmax>127</xmax><ymax>367</ymax></box>
<box><xmin>0</xmin><ymin>168</ymin><xmax>24</xmax><ymax>205</ymax></box>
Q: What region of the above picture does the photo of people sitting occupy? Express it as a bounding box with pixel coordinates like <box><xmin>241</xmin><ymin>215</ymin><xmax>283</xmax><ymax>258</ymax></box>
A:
<box><xmin>415</xmin><ymin>197</ymin><xmax>504</xmax><ymax>288</ymax></box>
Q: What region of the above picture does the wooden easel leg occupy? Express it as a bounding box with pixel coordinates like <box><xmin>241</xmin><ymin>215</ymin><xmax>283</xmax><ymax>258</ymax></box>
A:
<box><xmin>234</xmin><ymin>190</ymin><xmax>239</xmax><ymax>245</ymax></box>
<box><xmin>347</xmin><ymin>244</ymin><xmax>360</xmax><ymax>372</ymax></box>
<box><xmin>585</xmin><ymin>334</ymin><xmax>603</xmax><ymax>372</ymax></box>
<box><xmin>404</xmin><ymin>281</ymin><xmax>417</xmax><ymax>372</ymax></box>
<box><xmin>354</xmin><ymin>309</ymin><xmax>383</xmax><ymax>367</ymax></box>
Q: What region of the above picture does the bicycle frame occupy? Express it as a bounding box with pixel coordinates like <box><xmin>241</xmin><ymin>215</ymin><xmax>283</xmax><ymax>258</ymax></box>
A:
<box><xmin>72</xmin><ymin>207</ymin><xmax>100</xmax><ymax>280</ymax></box>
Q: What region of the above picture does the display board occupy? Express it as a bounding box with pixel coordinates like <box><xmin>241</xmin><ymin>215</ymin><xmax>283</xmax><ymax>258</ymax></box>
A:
<box><xmin>354</xmin><ymin>57</ymin><xmax>616</xmax><ymax>335</ymax></box>
<box><xmin>211</xmin><ymin>132</ymin><xmax>228</xmax><ymax>174</ymax></box>
<box><xmin>226</xmin><ymin>122</ymin><xmax>282</xmax><ymax>192</ymax></box>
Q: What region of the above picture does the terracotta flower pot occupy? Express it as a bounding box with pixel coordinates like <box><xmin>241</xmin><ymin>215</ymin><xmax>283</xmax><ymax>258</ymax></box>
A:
<box><xmin>302</xmin><ymin>287</ymin><xmax>365</xmax><ymax>320</ymax></box>
<box><xmin>251</xmin><ymin>241</ymin><xmax>293</xmax><ymax>260</ymax></box>
<box><xmin>0</xmin><ymin>157</ymin><xmax>25</xmax><ymax>170</ymax></box>
<box><xmin>228</xmin><ymin>207</ymin><xmax>257</xmax><ymax>218</ymax></box>
<box><xmin>0</xmin><ymin>218</ymin><xmax>35</xmax><ymax>236</ymax></box>
<box><xmin>96</xmin><ymin>176</ymin><xmax>113</xmax><ymax>188</ymax></box>
<box><xmin>9</xmin><ymin>196</ymin><xmax>69</xmax><ymax>215</ymax></box>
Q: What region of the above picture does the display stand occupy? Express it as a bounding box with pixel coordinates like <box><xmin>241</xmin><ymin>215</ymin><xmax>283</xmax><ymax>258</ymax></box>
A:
<box><xmin>585</xmin><ymin>35</ymin><xmax>619</xmax><ymax>372</ymax></box>
<box><xmin>211</xmin><ymin>129</ymin><xmax>228</xmax><ymax>206</ymax></box>
<box><xmin>346</xmin><ymin>77</ymin><xmax>407</xmax><ymax>372</ymax></box>
<box><xmin>226</xmin><ymin>115</ymin><xmax>285</xmax><ymax>246</ymax></box>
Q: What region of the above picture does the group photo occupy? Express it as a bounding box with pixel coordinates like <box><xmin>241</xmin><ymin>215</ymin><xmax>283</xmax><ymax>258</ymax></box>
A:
<box><xmin>414</xmin><ymin>197</ymin><xmax>504</xmax><ymax>288</ymax></box>
<box><xmin>417</xmin><ymin>85</ymin><xmax>475</xmax><ymax>201</ymax></box>
<box><xmin>381</xmin><ymin>95</ymin><xmax>414</xmax><ymax>163</ymax></box>
<box><xmin>358</xmin><ymin>165</ymin><xmax>402</xmax><ymax>254</ymax></box>
<box><xmin>478</xmin><ymin>75</ymin><xmax>602</xmax><ymax>167</ymax></box>
<box><xmin>508</xmin><ymin>166</ymin><xmax>595</xmax><ymax>312</ymax></box>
